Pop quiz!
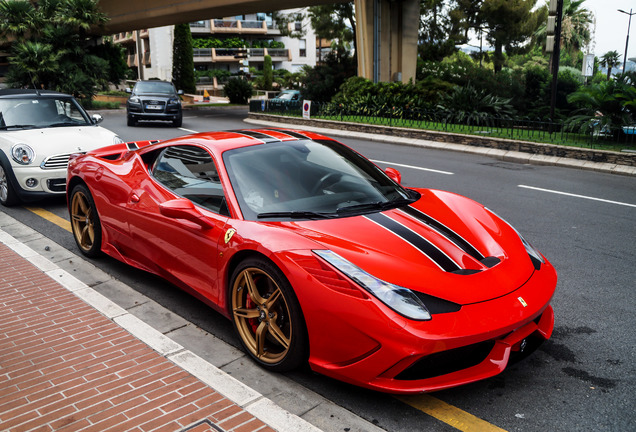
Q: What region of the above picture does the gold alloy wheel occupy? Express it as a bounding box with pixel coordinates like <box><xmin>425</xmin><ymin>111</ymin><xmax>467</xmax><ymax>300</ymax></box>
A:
<box><xmin>232</xmin><ymin>267</ymin><xmax>292</xmax><ymax>364</ymax></box>
<box><xmin>71</xmin><ymin>190</ymin><xmax>95</xmax><ymax>252</ymax></box>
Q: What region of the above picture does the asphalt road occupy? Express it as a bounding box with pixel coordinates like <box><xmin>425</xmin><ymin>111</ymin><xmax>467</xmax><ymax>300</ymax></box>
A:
<box><xmin>2</xmin><ymin>107</ymin><xmax>634</xmax><ymax>432</ymax></box>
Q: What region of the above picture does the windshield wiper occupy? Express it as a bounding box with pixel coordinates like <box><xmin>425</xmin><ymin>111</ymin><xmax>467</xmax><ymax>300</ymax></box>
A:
<box><xmin>0</xmin><ymin>124</ymin><xmax>38</xmax><ymax>130</ymax></box>
<box><xmin>48</xmin><ymin>121</ymin><xmax>84</xmax><ymax>128</ymax></box>
<box><xmin>257</xmin><ymin>210</ymin><xmax>336</xmax><ymax>220</ymax></box>
<box><xmin>337</xmin><ymin>197</ymin><xmax>416</xmax><ymax>214</ymax></box>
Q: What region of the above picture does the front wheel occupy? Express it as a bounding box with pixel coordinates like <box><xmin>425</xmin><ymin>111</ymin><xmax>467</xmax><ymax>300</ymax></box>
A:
<box><xmin>69</xmin><ymin>184</ymin><xmax>102</xmax><ymax>257</ymax></box>
<box><xmin>127</xmin><ymin>115</ymin><xmax>137</xmax><ymax>127</ymax></box>
<box><xmin>230</xmin><ymin>257</ymin><xmax>307</xmax><ymax>372</ymax></box>
<box><xmin>0</xmin><ymin>162</ymin><xmax>19</xmax><ymax>206</ymax></box>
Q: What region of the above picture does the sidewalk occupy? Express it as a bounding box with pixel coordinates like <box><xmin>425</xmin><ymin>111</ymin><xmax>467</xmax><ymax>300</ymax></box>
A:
<box><xmin>0</xmin><ymin>227</ymin><xmax>320</xmax><ymax>432</ymax></box>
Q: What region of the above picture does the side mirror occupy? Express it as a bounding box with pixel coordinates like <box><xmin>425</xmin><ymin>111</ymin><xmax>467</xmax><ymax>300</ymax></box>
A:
<box><xmin>177</xmin><ymin>90</ymin><xmax>184</xmax><ymax>95</ymax></box>
<box><xmin>125</xmin><ymin>88</ymin><xmax>132</xmax><ymax>94</ymax></box>
<box><xmin>385</xmin><ymin>167</ymin><xmax>402</xmax><ymax>184</ymax></box>
<box><xmin>159</xmin><ymin>199</ymin><xmax>215</xmax><ymax>229</ymax></box>
<box><xmin>91</xmin><ymin>113</ymin><xmax>104</xmax><ymax>125</ymax></box>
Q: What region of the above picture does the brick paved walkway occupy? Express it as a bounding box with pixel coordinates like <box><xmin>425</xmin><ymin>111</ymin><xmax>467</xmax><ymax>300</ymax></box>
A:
<box><xmin>0</xmin><ymin>241</ymin><xmax>275</xmax><ymax>432</ymax></box>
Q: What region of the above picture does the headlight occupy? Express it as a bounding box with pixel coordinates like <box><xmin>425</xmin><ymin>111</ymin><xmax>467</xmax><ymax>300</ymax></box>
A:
<box><xmin>11</xmin><ymin>144</ymin><xmax>35</xmax><ymax>165</ymax></box>
<box><xmin>168</xmin><ymin>98</ymin><xmax>181</xmax><ymax>105</ymax></box>
<box><xmin>129</xmin><ymin>97</ymin><xmax>140</xmax><ymax>104</ymax></box>
<box><xmin>486</xmin><ymin>208</ymin><xmax>545</xmax><ymax>270</ymax></box>
<box><xmin>314</xmin><ymin>250</ymin><xmax>432</xmax><ymax>320</ymax></box>
<box><xmin>113</xmin><ymin>135</ymin><xmax>124</xmax><ymax>144</ymax></box>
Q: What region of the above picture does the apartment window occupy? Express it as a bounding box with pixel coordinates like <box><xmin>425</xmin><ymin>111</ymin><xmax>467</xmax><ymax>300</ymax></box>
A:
<box><xmin>294</xmin><ymin>21</ymin><xmax>302</xmax><ymax>32</ymax></box>
<box><xmin>299</xmin><ymin>39</ymin><xmax>306</xmax><ymax>57</ymax></box>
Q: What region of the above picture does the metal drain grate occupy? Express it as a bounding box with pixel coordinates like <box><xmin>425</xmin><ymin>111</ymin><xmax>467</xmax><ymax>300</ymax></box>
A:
<box><xmin>178</xmin><ymin>419</ymin><xmax>226</xmax><ymax>432</ymax></box>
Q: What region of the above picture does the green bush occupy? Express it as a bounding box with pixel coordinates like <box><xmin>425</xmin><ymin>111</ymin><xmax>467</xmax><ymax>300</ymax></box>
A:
<box><xmin>223</xmin><ymin>77</ymin><xmax>253</xmax><ymax>104</ymax></box>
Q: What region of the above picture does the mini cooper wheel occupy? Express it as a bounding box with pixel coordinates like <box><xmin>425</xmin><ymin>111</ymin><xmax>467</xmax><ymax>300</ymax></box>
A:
<box><xmin>70</xmin><ymin>184</ymin><xmax>102</xmax><ymax>257</ymax></box>
<box><xmin>230</xmin><ymin>257</ymin><xmax>307</xmax><ymax>372</ymax></box>
<box><xmin>0</xmin><ymin>162</ymin><xmax>19</xmax><ymax>207</ymax></box>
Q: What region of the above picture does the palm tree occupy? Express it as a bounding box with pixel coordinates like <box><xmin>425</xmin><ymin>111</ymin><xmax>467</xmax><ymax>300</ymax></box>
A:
<box><xmin>535</xmin><ymin>0</ymin><xmax>594</xmax><ymax>58</ymax></box>
<box><xmin>0</xmin><ymin>0</ymin><xmax>116</xmax><ymax>97</ymax></box>
<box><xmin>560</xmin><ymin>0</ymin><xmax>594</xmax><ymax>56</ymax></box>
<box><xmin>600</xmin><ymin>51</ymin><xmax>621</xmax><ymax>80</ymax></box>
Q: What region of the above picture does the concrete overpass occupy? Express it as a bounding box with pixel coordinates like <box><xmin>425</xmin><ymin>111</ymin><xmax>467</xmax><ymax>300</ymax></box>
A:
<box><xmin>99</xmin><ymin>0</ymin><xmax>418</xmax><ymax>83</ymax></box>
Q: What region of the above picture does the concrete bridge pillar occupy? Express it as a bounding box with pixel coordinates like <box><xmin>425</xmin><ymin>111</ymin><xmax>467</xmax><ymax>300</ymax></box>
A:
<box><xmin>354</xmin><ymin>0</ymin><xmax>419</xmax><ymax>83</ymax></box>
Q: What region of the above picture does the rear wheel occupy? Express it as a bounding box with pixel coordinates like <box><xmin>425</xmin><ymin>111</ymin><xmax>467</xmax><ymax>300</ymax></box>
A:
<box><xmin>230</xmin><ymin>257</ymin><xmax>307</xmax><ymax>372</ymax></box>
<box><xmin>69</xmin><ymin>184</ymin><xmax>102</xmax><ymax>257</ymax></box>
<box><xmin>0</xmin><ymin>163</ymin><xmax>19</xmax><ymax>207</ymax></box>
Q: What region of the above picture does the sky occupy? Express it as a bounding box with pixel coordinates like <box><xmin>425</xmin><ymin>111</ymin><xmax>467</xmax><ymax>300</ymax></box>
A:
<box><xmin>584</xmin><ymin>0</ymin><xmax>635</xmax><ymax>62</ymax></box>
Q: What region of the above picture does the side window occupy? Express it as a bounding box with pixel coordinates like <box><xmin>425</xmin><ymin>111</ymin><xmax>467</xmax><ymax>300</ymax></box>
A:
<box><xmin>152</xmin><ymin>145</ymin><xmax>229</xmax><ymax>216</ymax></box>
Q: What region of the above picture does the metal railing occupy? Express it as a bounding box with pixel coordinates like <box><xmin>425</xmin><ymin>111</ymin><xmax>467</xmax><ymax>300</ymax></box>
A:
<box><xmin>249</xmin><ymin>100</ymin><xmax>636</xmax><ymax>149</ymax></box>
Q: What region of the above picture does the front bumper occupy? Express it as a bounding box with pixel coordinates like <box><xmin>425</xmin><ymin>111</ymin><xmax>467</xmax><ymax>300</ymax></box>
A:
<box><xmin>282</xmin><ymin>251</ymin><xmax>557</xmax><ymax>394</ymax></box>
<box><xmin>9</xmin><ymin>165</ymin><xmax>67</xmax><ymax>201</ymax></box>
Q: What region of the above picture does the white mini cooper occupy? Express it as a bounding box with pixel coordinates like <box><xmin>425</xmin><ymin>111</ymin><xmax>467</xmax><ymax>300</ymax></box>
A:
<box><xmin>0</xmin><ymin>89</ymin><xmax>123</xmax><ymax>206</ymax></box>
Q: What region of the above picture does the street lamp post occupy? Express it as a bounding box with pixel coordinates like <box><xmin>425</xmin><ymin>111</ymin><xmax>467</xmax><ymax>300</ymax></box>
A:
<box><xmin>618</xmin><ymin>8</ymin><xmax>634</xmax><ymax>74</ymax></box>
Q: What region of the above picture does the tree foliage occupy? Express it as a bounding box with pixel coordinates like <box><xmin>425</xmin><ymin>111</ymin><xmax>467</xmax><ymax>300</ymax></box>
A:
<box><xmin>600</xmin><ymin>51</ymin><xmax>621</xmax><ymax>80</ymax></box>
<box><xmin>480</xmin><ymin>0</ymin><xmax>546</xmax><ymax>73</ymax></box>
<box><xmin>263</xmin><ymin>54</ymin><xmax>273</xmax><ymax>91</ymax></box>
<box><xmin>172</xmin><ymin>23</ymin><xmax>196</xmax><ymax>94</ymax></box>
<box><xmin>223</xmin><ymin>77</ymin><xmax>253</xmax><ymax>104</ymax></box>
<box><xmin>0</xmin><ymin>0</ymin><xmax>126</xmax><ymax>98</ymax></box>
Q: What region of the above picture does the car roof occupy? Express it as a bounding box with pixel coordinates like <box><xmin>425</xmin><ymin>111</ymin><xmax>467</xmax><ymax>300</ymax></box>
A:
<box><xmin>138</xmin><ymin>129</ymin><xmax>333</xmax><ymax>156</ymax></box>
<box><xmin>0</xmin><ymin>89</ymin><xmax>72</xmax><ymax>98</ymax></box>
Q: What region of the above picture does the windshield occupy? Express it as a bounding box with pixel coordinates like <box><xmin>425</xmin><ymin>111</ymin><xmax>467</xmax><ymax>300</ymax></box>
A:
<box><xmin>134</xmin><ymin>81</ymin><xmax>176</xmax><ymax>95</ymax></box>
<box><xmin>277</xmin><ymin>92</ymin><xmax>296</xmax><ymax>101</ymax></box>
<box><xmin>223</xmin><ymin>139</ymin><xmax>416</xmax><ymax>221</ymax></box>
<box><xmin>0</xmin><ymin>96</ymin><xmax>91</xmax><ymax>130</ymax></box>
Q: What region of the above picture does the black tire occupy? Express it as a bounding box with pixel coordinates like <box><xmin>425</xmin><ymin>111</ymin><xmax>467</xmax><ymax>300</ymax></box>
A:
<box><xmin>230</xmin><ymin>257</ymin><xmax>308</xmax><ymax>372</ymax></box>
<box><xmin>127</xmin><ymin>115</ymin><xmax>137</xmax><ymax>126</ymax></box>
<box><xmin>172</xmin><ymin>114</ymin><xmax>182</xmax><ymax>127</ymax></box>
<box><xmin>0</xmin><ymin>162</ymin><xmax>19</xmax><ymax>207</ymax></box>
<box><xmin>69</xmin><ymin>184</ymin><xmax>102</xmax><ymax>257</ymax></box>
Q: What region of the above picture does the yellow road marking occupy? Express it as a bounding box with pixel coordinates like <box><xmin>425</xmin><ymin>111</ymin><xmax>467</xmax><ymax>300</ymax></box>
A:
<box><xmin>396</xmin><ymin>395</ymin><xmax>508</xmax><ymax>432</ymax></box>
<box><xmin>25</xmin><ymin>206</ymin><xmax>507</xmax><ymax>431</ymax></box>
<box><xmin>25</xmin><ymin>207</ymin><xmax>71</xmax><ymax>233</ymax></box>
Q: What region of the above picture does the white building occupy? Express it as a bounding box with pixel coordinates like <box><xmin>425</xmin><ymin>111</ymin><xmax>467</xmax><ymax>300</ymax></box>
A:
<box><xmin>113</xmin><ymin>10</ymin><xmax>317</xmax><ymax>83</ymax></box>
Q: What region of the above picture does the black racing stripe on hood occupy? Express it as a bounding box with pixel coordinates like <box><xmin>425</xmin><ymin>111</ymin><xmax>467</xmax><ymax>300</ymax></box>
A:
<box><xmin>263</xmin><ymin>129</ymin><xmax>309</xmax><ymax>140</ymax></box>
<box><xmin>365</xmin><ymin>212</ymin><xmax>461</xmax><ymax>272</ymax></box>
<box><xmin>234</xmin><ymin>130</ymin><xmax>282</xmax><ymax>142</ymax></box>
<box><xmin>401</xmin><ymin>206</ymin><xmax>485</xmax><ymax>260</ymax></box>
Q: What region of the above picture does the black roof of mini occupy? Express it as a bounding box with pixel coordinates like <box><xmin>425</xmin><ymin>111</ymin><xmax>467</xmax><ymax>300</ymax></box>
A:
<box><xmin>0</xmin><ymin>89</ymin><xmax>72</xmax><ymax>98</ymax></box>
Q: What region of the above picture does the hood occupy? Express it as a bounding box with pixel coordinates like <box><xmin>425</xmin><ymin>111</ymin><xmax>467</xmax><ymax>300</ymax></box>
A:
<box><xmin>284</xmin><ymin>189</ymin><xmax>535</xmax><ymax>305</ymax></box>
<box><xmin>1</xmin><ymin>126</ymin><xmax>120</xmax><ymax>166</ymax></box>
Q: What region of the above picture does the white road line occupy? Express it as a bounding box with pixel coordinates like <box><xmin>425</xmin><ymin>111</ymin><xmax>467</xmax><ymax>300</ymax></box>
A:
<box><xmin>371</xmin><ymin>159</ymin><xmax>454</xmax><ymax>175</ymax></box>
<box><xmin>178</xmin><ymin>127</ymin><xmax>199</xmax><ymax>133</ymax></box>
<box><xmin>518</xmin><ymin>185</ymin><xmax>636</xmax><ymax>208</ymax></box>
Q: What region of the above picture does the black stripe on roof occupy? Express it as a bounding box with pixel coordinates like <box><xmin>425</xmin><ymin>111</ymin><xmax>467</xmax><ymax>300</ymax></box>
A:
<box><xmin>401</xmin><ymin>207</ymin><xmax>485</xmax><ymax>260</ymax></box>
<box><xmin>235</xmin><ymin>130</ymin><xmax>282</xmax><ymax>143</ymax></box>
<box><xmin>365</xmin><ymin>213</ymin><xmax>461</xmax><ymax>272</ymax></box>
<box><xmin>263</xmin><ymin>129</ymin><xmax>309</xmax><ymax>140</ymax></box>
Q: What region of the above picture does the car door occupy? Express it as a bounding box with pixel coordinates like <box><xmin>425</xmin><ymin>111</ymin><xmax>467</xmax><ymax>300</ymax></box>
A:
<box><xmin>125</xmin><ymin>144</ymin><xmax>229</xmax><ymax>303</ymax></box>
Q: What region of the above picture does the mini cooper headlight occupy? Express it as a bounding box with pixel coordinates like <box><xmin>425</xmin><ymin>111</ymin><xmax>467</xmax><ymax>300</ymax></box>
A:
<box><xmin>314</xmin><ymin>250</ymin><xmax>432</xmax><ymax>321</ymax></box>
<box><xmin>113</xmin><ymin>135</ymin><xmax>124</xmax><ymax>144</ymax></box>
<box><xmin>11</xmin><ymin>144</ymin><xmax>35</xmax><ymax>165</ymax></box>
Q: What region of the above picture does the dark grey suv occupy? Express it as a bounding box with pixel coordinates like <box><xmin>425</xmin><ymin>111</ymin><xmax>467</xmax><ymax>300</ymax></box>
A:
<box><xmin>126</xmin><ymin>81</ymin><xmax>183</xmax><ymax>127</ymax></box>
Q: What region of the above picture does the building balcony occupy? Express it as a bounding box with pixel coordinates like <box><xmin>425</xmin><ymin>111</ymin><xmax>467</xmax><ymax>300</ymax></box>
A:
<box><xmin>189</xmin><ymin>19</ymin><xmax>268</xmax><ymax>35</ymax></box>
<box><xmin>193</xmin><ymin>48</ymin><xmax>290</xmax><ymax>64</ymax></box>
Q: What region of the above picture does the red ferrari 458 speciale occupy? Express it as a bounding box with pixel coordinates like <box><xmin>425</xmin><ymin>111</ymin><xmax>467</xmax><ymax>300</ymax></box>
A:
<box><xmin>67</xmin><ymin>128</ymin><xmax>556</xmax><ymax>394</ymax></box>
